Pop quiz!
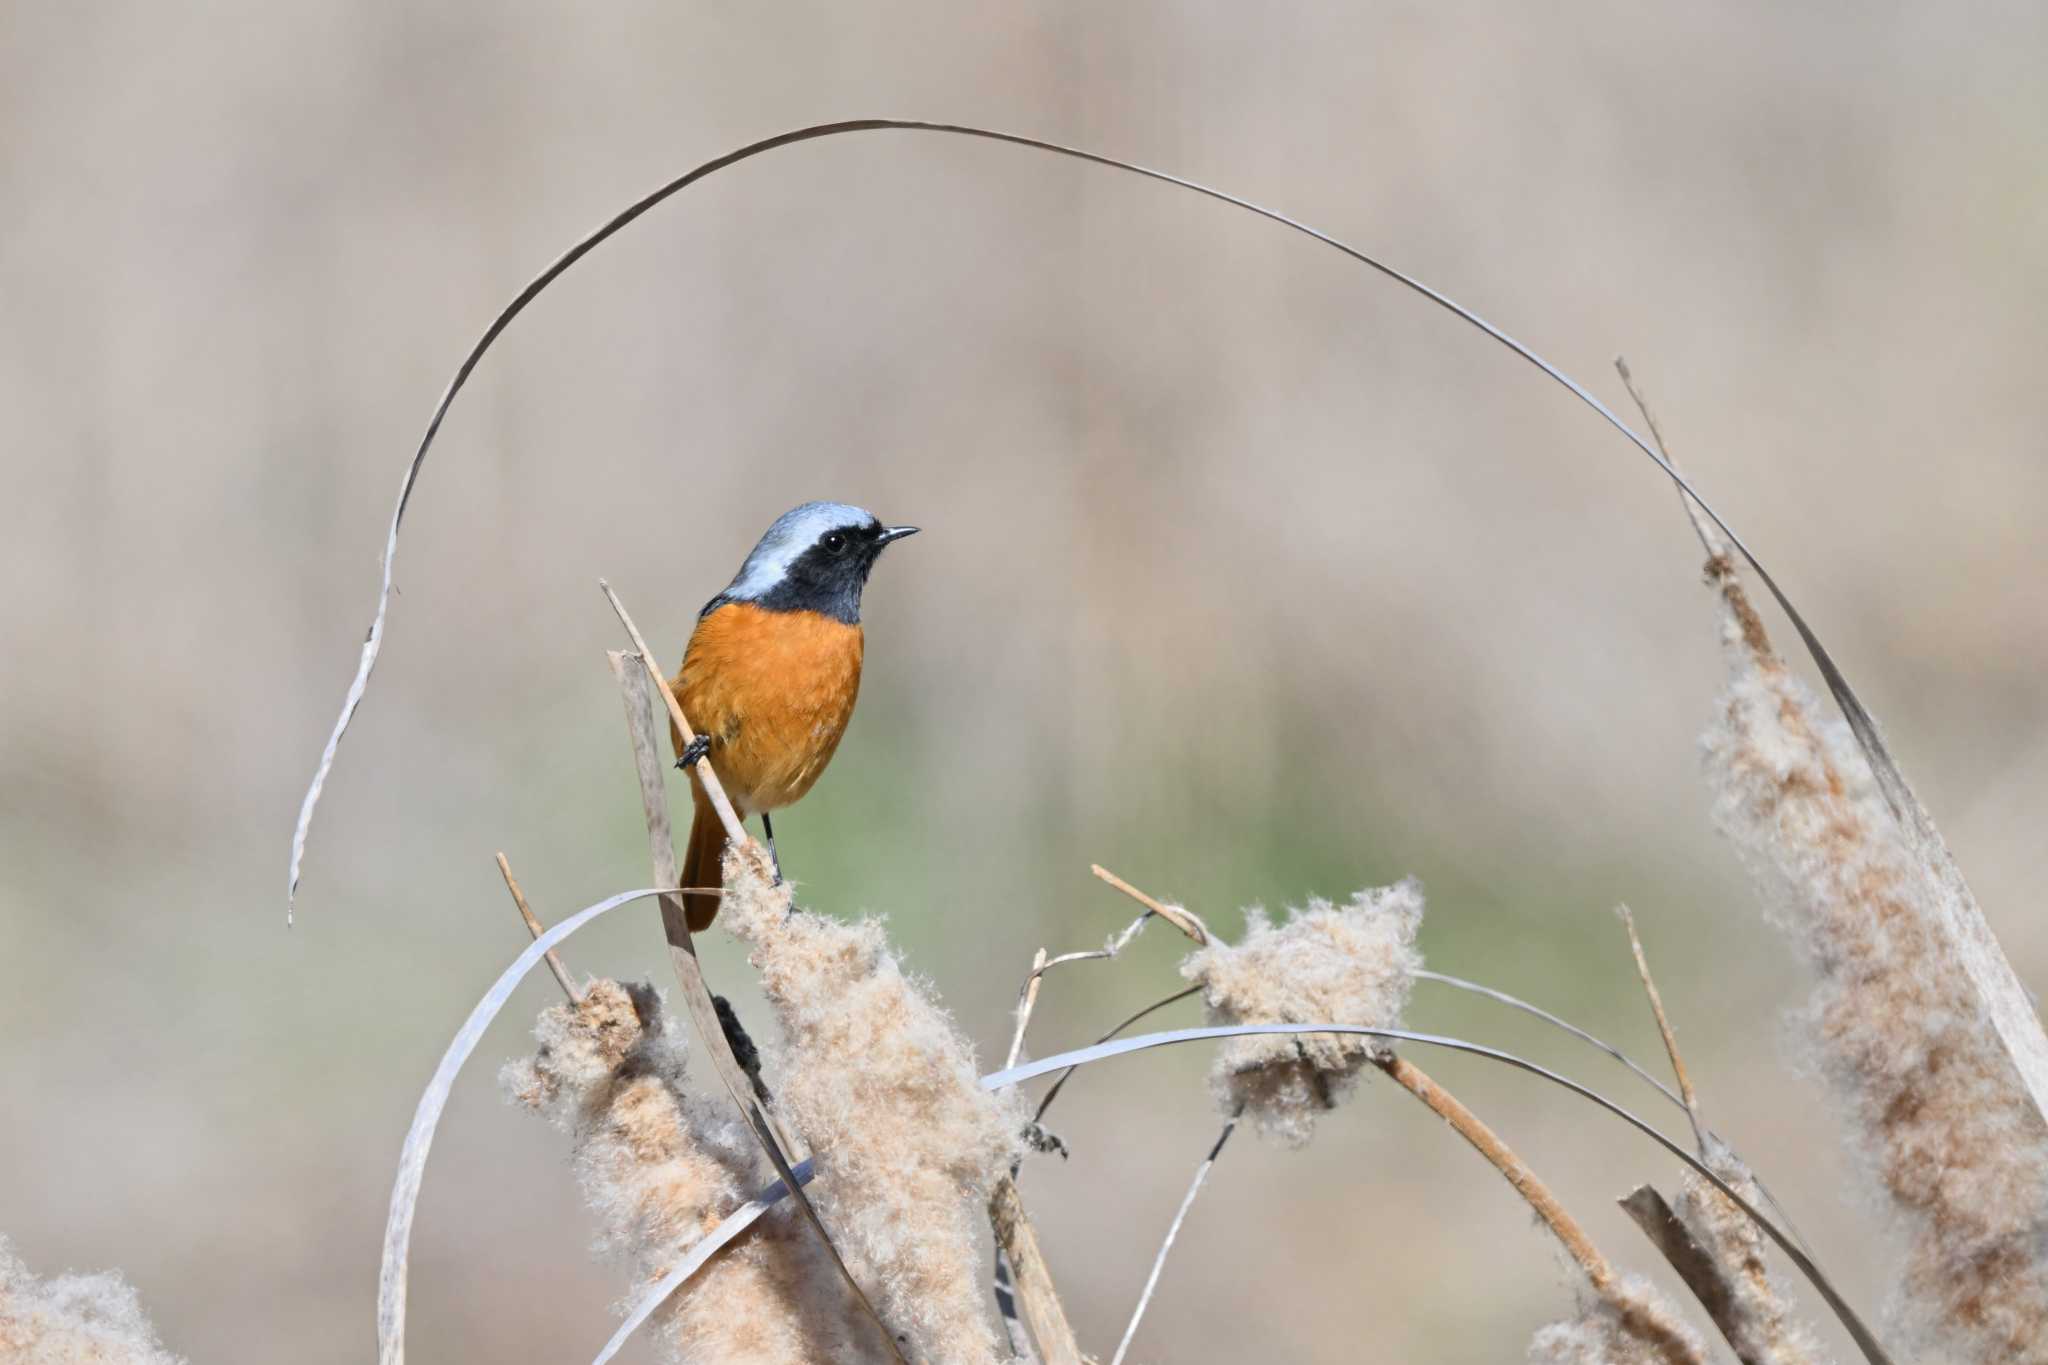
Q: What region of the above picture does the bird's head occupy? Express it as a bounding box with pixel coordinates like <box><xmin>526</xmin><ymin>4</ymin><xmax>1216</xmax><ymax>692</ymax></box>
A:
<box><xmin>711</xmin><ymin>501</ymin><xmax>919</xmax><ymax>624</ymax></box>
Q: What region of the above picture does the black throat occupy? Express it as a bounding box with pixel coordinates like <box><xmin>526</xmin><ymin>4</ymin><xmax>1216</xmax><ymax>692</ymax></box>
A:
<box><xmin>704</xmin><ymin>539</ymin><xmax>877</xmax><ymax>624</ymax></box>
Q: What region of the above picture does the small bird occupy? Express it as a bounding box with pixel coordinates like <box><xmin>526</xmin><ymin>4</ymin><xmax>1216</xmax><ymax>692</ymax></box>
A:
<box><xmin>669</xmin><ymin>501</ymin><xmax>918</xmax><ymax>928</ymax></box>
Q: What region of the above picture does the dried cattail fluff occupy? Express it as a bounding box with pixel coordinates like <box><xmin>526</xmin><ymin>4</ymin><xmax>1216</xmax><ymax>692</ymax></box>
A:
<box><xmin>503</xmin><ymin>978</ymin><xmax>874</xmax><ymax>1363</ymax></box>
<box><xmin>1702</xmin><ymin>581</ymin><xmax>2048</xmax><ymax>1362</ymax></box>
<box><xmin>718</xmin><ymin>856</ymin><xmax>1027</xmax><ymax>1365</ymax></box>
<box><xmin>1672</xmin><ymin>1139</ymin><xmax>1831</xmax><ymax>1365</ymax></box>
<box><xmin>1527</xmin><ymin>1276</ymin><xmax>1706</xmax><ymax>1365</ymax></box>
<box><xmin>0</xmin><ymin>1235</ymin><xmax>184</xmax><ymax>1365</ymax></box>
<box><xmin>1179</xmin><ymin>880</ymin><xmax>1424</xmax><ymax>1146</ymax></box>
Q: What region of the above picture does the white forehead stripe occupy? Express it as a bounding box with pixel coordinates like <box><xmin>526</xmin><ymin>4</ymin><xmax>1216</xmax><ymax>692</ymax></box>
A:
<box><xmin>723</xmin><ymin>501</ymin><xmax>875</xmax><ymax>600</ymax></box>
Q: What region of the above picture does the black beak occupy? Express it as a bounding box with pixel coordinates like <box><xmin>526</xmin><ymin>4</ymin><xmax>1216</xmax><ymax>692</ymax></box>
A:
<box><xmin>876</xmin><ymin>525</ymin><xmax>920</xmax><ymax>546</ymax></box>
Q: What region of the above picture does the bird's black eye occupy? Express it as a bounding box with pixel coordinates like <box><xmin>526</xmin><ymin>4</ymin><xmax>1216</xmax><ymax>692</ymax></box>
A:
<box><xmin>821</xmin><ymin>531</ymin><xmax>849</xmax><ymax>555</ymax></box>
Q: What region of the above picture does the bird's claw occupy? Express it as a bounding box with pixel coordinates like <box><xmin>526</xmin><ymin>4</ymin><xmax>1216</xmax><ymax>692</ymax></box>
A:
<box><xmin>675</xmin><ymin>733</ymin><xmax>712</xmax><ymax>770</ymax></box>
<box><xmin>1021</xmin><ymin>1121</ymin><xmax>1070</xmax><ymax>1160</ymax></box>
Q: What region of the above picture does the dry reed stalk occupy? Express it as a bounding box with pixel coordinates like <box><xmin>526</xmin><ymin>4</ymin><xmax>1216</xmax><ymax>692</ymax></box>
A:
<box><xmin>1621</xmin><ymin>1179</ymin><xmax>1833</xmax><ymax>1365</ymax></box>
<box><xmin>1090</xmin><ymin>864</ymin><xmax>1212</xmax><ymax>944</ymax></box>
<box><xmin>599</xmin><ymin>579</ymin><xmax>752</xmax><ymax>849</ymax></box>
<box><xmin>1386</xmin><ymin>1057</ymin><xmax>1706</xmax><ymax>1365</ymax></box>
<box><xmin>605</xmin><ymin>648</ymin><xmax>904</xmax><ymax>1361</ymax></box>
<box><xmin>1413</xmin><ymin>962</ymin><xmax>1817</xmax><ymax>1268</ymax></box>
<box><xmin>1616</xmin><ymin>906</ymin><xmax>1701</xmax><ymax>1144</ymax></box>
<box><xmin>497</xmin><ymin>850</ymin><xmax>582</xmax><ymax>1003</ymax></box>
<box><xmin>987</xmin><ymin>1178</ymin><xmax>1081</xmax><ymax>1365</ymax></box>
<box><xmin>0</xmin><ymin>1237</ymin><xmax>184</xmax><ymax>1365</ymax></box>
<box><xmin>1619</xmin><ymin>1185</ymin><xmax>1761</xmax><ymax>1364</ymax></box>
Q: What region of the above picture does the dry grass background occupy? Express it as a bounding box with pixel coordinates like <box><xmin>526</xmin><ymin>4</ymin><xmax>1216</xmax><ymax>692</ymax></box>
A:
<box><xmin>3</xmin><ymin>3</ymin><xmax>2046</xmax><ymax>1362</ymax></box>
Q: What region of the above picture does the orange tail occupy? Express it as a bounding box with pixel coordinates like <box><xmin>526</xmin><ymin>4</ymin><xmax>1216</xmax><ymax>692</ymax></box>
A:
<box><xmin>677</xmin><ymin>786</ymin><xmax>727</xmax><ymax>932</ymax></box>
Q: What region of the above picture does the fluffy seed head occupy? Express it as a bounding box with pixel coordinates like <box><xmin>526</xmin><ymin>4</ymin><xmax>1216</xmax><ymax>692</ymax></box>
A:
<box><xmin>1703</xmin><ymin>588</ymin><xmax>2048</xmax><ymax>1363</ymax></box>
<box><xmin>718</xmin><ymin>856</ymin><xmax>1026</xmax><ymax>1365</ymax></box>
<box><xmin>0</xmin><ymin>1236</ymin><xmax>184</xmax><ymax>1365</ymax></box>
<box><xmin>504</xmin><ymin>979</ymin><xmax>873</xmax><ymax>1362</ymax></box>
<box><xmin>1180</xmin><ymin>880</ymin><xmax>1424</xmax><ymax>1146</ymax></box>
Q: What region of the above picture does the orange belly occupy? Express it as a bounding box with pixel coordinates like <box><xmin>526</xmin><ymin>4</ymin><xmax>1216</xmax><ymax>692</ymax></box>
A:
<box><xmin>670</xmin><ymin>602</ymin><xmax>865</xmax><ymax>814</ymax></box>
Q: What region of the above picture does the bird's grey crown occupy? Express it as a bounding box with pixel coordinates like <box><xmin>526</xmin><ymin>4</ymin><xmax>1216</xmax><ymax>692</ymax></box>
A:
<box><xmin>721</xmin><ymin>501</ymin><xmax>877</xmax><ymax>601</ymax></box>
<box><xmin>720</xmin><ymin>505</ymin><xmax>872</xmax><ymax>601</ymax></box>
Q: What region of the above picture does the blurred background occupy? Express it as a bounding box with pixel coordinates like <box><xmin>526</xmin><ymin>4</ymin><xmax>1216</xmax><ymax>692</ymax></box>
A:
<box><xmin>3</xmin><ymin>3</ymin><xmax>2044</xmax><ymax>1361</ymax></box>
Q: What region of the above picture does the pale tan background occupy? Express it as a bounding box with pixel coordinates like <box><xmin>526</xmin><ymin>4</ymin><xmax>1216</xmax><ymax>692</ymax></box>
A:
<box><xmin>3</xmin><ymin>3</ymin><xmax>2044</xmax><ymax>1361</ymax></box>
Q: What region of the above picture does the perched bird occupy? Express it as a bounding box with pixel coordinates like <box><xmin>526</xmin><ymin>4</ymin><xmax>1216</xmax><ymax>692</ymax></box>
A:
<box><xmin>669</xmin><ymin>501</ymin><xmax>918</xmax><ymax>928</ymax></box>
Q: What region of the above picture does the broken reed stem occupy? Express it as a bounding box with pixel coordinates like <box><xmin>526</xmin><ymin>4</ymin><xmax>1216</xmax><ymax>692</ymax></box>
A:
<box><xmin>1109</xmin><ymin>1119</ymin><xmax>1236</xmax><ymax>1365</ymax></box>
<box><xmin>1619</xmin><ymin>1185</ymin><xmax>1768</xmax><ymax>1365</ymax></box>
<box><xmin>605</xmin><ymin>649</ymin><xmax>907</xmax><ymax>1365</ymax></box>
<box><xmin>1092</xmin><ymin>863</ymin><xmax>1212</xmax><ymax>944</ymax></box>
<box><xmin>1377</xmin><ymin>1054</ymin><xmax>1705</xmax><ymax>1364</ymax></box>
<box><xmin>988</xmin><ymin>1177</ymin><xmax>1084</xmax><ymax>1365</ymax></box>
<box><xmin>1617</xmin><ymin>905</ymin><xmax>1704</xmax><ymax>1148</ymax></box>
<box><xmin>495</xmin><ymin>851</ymin><xmax>581</xmax><ymax>1003</ymax></box>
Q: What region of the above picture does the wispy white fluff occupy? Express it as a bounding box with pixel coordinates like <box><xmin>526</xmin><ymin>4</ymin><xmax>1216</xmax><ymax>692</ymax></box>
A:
<box><xmin>718</xmin><ymin>857</ymin><xmax>1026</xmax><ymax>1365</ymax></box>
<box><xmin>1527</xmin><ymin>1276</ymin><xmax>1706</xmax><ymax>1365</ymax></box>
<box><xmin>504</xmin><ymin>978</ymin><xmax>873</xmax><ymax>1363</ymax></box>
<box><xmin>1179</xmin><ymin>880</ymin><xmax>1424</xmax><ymax>1146</ymax></box>
<box><xmin>0</xmin><ymin>1236</ymin><xmax>184</xmax><ymax>1365</ymax></box>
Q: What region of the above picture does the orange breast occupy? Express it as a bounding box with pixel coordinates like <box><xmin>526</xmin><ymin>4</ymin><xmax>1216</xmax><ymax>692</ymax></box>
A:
<box><xmin>670</xmin><ymin>603</ymin><xmax>865</xmax><ymax>814</ymax></box>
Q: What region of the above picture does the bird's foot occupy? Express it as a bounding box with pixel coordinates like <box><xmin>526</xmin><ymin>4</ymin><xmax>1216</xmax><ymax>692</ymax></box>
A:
<box><xmin>1022</xmin><ymin>1121</ymin><xmax>1070</xmax><ymax>1159</ymax></box>
<box><xmin>674</xmin><ymin>733</ymin><xmax>712</xmax><ymax>770</ymax></box>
